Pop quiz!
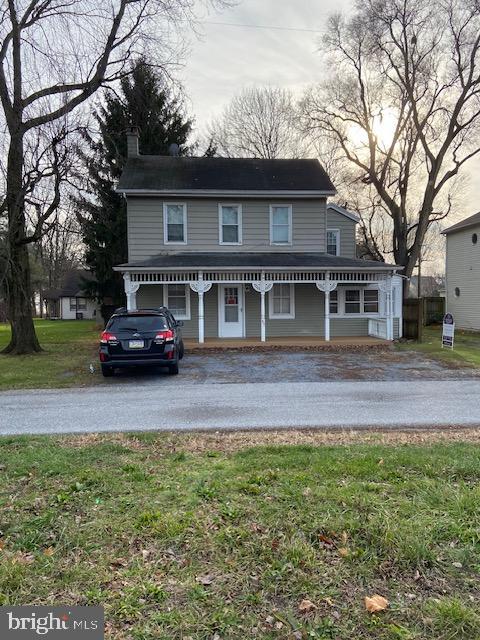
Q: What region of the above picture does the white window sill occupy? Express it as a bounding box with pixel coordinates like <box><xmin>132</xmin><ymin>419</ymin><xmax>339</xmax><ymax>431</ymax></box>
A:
<box><xmin>269</xmin><ymin>314</ymin><xmax>295</xmax><ymax>320</ymax></box>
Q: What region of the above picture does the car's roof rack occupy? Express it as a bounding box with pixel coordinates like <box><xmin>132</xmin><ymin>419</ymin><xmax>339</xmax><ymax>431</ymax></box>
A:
<box><xmin>113</xmin><ymin>306</ymin><xmax>167</xmax><ymax>314</ymax></box>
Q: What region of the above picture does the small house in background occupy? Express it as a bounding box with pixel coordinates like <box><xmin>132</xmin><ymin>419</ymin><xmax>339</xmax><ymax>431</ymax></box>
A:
<box><xmin>407</xmin><ymin>275</ymin><xmax>445</xmax><ymax>299</ymax></box>
<box><xmin>43</xmin><ymin>269</ymin><xmax>99</xmax><ymax>320</ymax></box>
<box><xmin>443</xmin><ymin>212</ymin><xmax>480</xmax><ymax>331</ymax></box>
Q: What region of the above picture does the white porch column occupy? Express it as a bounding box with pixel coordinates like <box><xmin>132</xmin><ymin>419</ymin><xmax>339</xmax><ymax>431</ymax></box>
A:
<box><xmin>379</xmin><ymin>275</ymin><xmax>394</xmax><ymax>340</ymax></box>
<box><xmin>190</xmin><ymin>272</ymin><xmax>212</xmax><ymax>343</ymax></box>
<box><xmin>315</xmin><ymin>273</ymin><xmax>338</xmax><ymax>342</ymax></box>
<box><xmin>123</xmin><ymin>273</ymin><xmax>140</xmax><ymax>311</ymax></box>
<box><xmin>252</xmin><ymin>275</ymin><xmax>274</xmax><ymax>342</ymax></box>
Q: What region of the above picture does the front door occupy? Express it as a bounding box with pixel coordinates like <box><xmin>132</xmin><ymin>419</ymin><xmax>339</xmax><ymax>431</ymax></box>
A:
<box><xmin>219</xmin><ymin>285</ymin><xmax>244</xmax><ymax>338</ymax></box>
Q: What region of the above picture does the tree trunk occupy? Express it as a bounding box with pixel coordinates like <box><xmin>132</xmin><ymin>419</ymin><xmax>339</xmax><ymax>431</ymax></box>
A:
<box><xmin>3</xmin><ymin>130</ymin><xmax>42</xmax><ymax>355</ymax></box>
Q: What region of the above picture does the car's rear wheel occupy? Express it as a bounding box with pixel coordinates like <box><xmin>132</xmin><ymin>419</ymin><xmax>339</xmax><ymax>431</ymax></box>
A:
<box><xmin>179</xmin><ymin>341</ymin><xmax>185</xmax><ymax>359</ymax></box>
<box><xmin>101</xmin><ymin>365</ymin><xmax>114</xmax><ymax>377</ymax></box>
<box><xmin>168</xmin><ymin>362</ymin><xmax>179</xmax><ymax>375</ymax></box>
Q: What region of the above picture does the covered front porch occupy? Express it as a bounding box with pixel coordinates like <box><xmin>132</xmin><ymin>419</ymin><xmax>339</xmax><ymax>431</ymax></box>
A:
<box><xmin>117</xmin><ymin>259</ymin><xmax>403</xmax><ymax>344</ymax></box>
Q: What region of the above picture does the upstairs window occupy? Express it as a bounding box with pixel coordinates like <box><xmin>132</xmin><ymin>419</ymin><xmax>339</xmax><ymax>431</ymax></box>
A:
<box><xmin>164</xmin><ymin>203</ymin><xmax>187</xmax><ymax>244</ymax></box>
<box><xmin>219</xmin><ymin>204</ymin><xmax>242</xmax><ymax>244</ymax></box>
<box><xmin>269</xmin><ymin>284</ymin><xmax>295</xmax><ymax>319</ymax></box>
<box><xmin>326</xmin><ymin>229</ymin><xmax>340</xmax><ymax>256</ymax></box>
<box><xmin>270</xmin><ymin>205</ymin><xmax>292</xmax><ymax>244</ymax></box>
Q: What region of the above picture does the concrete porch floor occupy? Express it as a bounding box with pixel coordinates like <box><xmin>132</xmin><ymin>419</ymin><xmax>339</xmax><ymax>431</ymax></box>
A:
<box><xmin>184</xmin><ymin>336</ymin><xmax>391</xmax><ymax>352</ymax></box>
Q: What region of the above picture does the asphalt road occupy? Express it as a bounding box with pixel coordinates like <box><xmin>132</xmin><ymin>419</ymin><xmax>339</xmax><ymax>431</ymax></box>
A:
<box><xmin>1</xmin><ymin>379</ymin><xmax>480</xmax><ymax>435</ymax></box>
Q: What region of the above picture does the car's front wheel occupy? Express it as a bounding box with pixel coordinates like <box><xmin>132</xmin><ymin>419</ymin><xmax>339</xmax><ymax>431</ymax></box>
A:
<box><xmin>168</xmin><ymin>362</ymin><xmax>179</xmax><ymax>375</ymax></box>
<box><xmin>101</xmin><ymin>365</ymin><xmax>114</xmax><ymax>377</ymax></box>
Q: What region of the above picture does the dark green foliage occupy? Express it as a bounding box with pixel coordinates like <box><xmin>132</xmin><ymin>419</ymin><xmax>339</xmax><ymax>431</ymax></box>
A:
<box><xmin>75</xmin><ymin>59</ymin><xmax>193</xmax><ymax>319</ymax></box>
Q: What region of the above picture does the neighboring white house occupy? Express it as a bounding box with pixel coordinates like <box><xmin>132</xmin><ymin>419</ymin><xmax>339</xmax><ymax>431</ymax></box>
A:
<box><xmin>44</xmin><ymin>269</ymin><xmax>100</xmax><ymax>320</ymax></box>
<box><xmin>443</xmin><ymin>212</ymin><xmax>480</xmax><ymax>331</ymax></box>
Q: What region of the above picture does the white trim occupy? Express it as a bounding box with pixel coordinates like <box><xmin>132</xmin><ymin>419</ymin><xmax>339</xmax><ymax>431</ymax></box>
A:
<box><xmin>326</xmin><ymin>228</ymin><xmax>340</xmax><ymax>256</ymax></box>
<box><xmin>269</xmin><ymin>204</ymin><xmax>293</xmax><ymax>245</ymax></box>
<box><xmin>269</xmin><ymin>283</ymin><xmax>295</xmax><ymax>319</ymax></box>
<box><xmin>118</xmin><ymin>189</ymin><xmax>336</xmax><ymax>197</ymax></box>
<box><xmin>327</xmin><ymin>203</ymin><xmax>360</xmax><ymax>223</ymax></box>
<box><xmin>218</xmin><ymin>203</ymin><xmax>243</xmax><ymax>245</ymax></box>
<box><xmin>218</xmin><ymin>284</ymin><xmax>245</xmax><ymax>337</ymax></box>
<box><xmin>163</xmin><ymin>202</ymin><xmax>187</xmax><ymax>245</ymax></box>
<box><xmin>163</xmin><ymin>283</ymin><xmax>191</xmax><ymax>320</ymax></box>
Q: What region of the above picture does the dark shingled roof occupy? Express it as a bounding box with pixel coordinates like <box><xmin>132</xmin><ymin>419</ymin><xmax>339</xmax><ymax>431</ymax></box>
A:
<box><xmin>43</xmin><ymin>269</ymin><xmax>95</xmax><ymax>300</ymax></box>
<box><xmin>117</xmin><ymin>156</ymin><xmax>336</xmax><ymax>193</ymax></box>
<box><xmin>443</xmin><ymin>212</ymin><xmax>480</xmax><ymax>235</ymax></box>
<box><xmin>118</xmin><ymin>252</ymin><xmax>398</xmax><ymax>271</ymax></box>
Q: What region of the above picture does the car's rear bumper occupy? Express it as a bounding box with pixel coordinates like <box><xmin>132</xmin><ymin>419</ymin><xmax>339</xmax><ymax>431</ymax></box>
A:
<box><xmin>101</xmin><ymin>357</ymin><xmax>178</xmax><ymax>368</ymax></box>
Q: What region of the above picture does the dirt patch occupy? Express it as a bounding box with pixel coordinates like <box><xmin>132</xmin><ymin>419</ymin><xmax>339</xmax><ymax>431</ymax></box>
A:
<box><xmin>58</xmin><ymin>427</ymin><xmax>480</xmax><ymax>454</ymax></box>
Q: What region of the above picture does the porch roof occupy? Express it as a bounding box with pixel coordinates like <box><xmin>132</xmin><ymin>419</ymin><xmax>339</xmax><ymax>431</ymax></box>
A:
<box><xmin>116</xmin><ymin>252</ymin><xmax>400</xmax><ymax>272</ymax></box>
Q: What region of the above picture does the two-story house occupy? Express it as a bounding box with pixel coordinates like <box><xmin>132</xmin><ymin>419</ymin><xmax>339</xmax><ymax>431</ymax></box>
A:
<box><xmin>115</xmin><ymin>128</ymin><xmax>403</xmax><ymax>343</ymax></box>
<box><xmin>443</xmin><ymin>212</ymin><xmax>480</xmax><ymax>331</ymax></box>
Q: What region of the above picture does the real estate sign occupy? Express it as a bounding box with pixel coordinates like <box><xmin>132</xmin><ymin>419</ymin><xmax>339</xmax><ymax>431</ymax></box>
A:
<box><xmin>442</xmin><ymin>313</ymin><xmax>455</xmax><ymax>349</ymax></box>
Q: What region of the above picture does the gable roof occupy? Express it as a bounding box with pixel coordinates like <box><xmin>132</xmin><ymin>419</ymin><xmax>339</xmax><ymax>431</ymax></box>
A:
<box><xmin>442</xmin><ymin>212</ymin><xmax>480</xmax><ymax>235</ymax></box>
<box><xmin>117</xmin><ymin>156</ymin><xmax>336</xmax><ymax>196</ymax></box>
<box><xmin>327</xmin><ymin>203</ymin><xmax>360</xmax><ymax>223</ymax></box>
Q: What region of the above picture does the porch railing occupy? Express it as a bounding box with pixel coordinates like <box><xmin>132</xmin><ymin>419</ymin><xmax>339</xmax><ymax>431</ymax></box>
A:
<box><xmin>368</xmin><ymin>318</ymin><xmax>388</xmax><ymax>339</ymax></box>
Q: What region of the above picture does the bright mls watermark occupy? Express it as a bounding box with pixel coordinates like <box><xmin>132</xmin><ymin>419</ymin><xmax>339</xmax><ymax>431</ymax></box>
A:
<box><xmin>0</xmin><ymin>607</ymin><xmax>104</xmax><ymax>639</ymax></box>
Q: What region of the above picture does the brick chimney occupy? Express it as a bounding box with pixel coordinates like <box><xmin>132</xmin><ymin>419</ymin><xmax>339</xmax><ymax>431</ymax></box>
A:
<box><xmin>126</xmin><ymin>126</ymin><xmax>139</xmax><ymax>157</ymax></box>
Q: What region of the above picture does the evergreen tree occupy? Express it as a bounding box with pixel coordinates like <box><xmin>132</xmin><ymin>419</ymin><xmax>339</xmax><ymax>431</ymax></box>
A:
<box><xmin>75</xmin><ymin>59</ymin><xmax>193</xmax><ymax>319</ymax></box>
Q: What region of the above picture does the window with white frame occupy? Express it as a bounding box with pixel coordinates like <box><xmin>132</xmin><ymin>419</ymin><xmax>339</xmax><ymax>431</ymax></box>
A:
<box><xmin>164</xmin><ymin>285</ymin><xmax>190</xmax><ymax>320</ymax></box>
<box><xmin>164</xmin><ymin>203</ymin><xmax>187</xmax><ymax>244</ymax></box>
<box><xmin>344</xmin><ymin>288</ymin><xmax>379</xmax><ymax>314</ymax></box>
<box><xmin>329</xmin><ymin>289</ymin><xmax>338</xmax><ymax>314</ymax></box>
<box><xmin>269</xmin><ymin>284</ymin><xmax>295</xmax><ymax>319</ymax></box>
<box><xmin>219</xmin><ymin>204</ymin><xmax>242</xmax><ymax>244</ymax></box>
<box><xmin>363</xmin><ymin>289</ymin><xmax>379</xmax><ymax>313</ymax></box>
<box><xmin>70</xmin><ymin>297</ymin><xmax>87</xmax><ymax>311</ymax></box>
<box><xmin>270</xmin><ymin>205</ymin><xmax>292</xmax><ymax>244</ymax></box>
<box><xmin>326</xmin><ymin>229</ymin><xmax>340</xmax><ymax>256</ymax></box>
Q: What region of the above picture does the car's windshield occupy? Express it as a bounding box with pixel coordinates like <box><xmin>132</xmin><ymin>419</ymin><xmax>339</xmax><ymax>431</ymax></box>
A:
<box><xmin>107</xmin><ymin>315</ymin><xmax>168</xmax><ymax>332</ymax></box>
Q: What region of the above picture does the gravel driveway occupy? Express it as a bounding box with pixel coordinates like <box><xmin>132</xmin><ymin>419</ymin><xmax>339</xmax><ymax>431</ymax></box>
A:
<box><xmin>105</xmin><ymin>349</ymin><xmax>480</xmax><ymax>386</ymax></box>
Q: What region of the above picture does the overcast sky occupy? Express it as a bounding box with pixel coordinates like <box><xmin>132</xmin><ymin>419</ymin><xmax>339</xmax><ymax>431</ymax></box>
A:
<box><xmin>179</xmin><ymin>0</ymin><xmax>479</xmax><ymax>219</ymax></box>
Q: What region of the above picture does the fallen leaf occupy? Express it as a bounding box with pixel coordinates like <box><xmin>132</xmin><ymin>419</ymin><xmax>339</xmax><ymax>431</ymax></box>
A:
<box><xmin>298</xmin><ymin>598</ymin><xmax>317</xmax><ymax>614</ymax></box>
<box><xmin>319</xmin><ymin>534</ymin><xmax>334</xmax><ymax>546</ymax></box>
<box><xmin>274</xmin><ymin>621</ymin><xmax>283</xmax><ymax>630</ymax></box>
<box><xmin>0</xmin><ymin>539</ymin><xmax>5</xmax><ymax>551</ymax></box>
<box><xmin>341</xmin><ymin>531</ymin><xmax>348</xmax><ymax>545</ymax></box>
<box><xmin>378</xmin><ymin>458</ymin><xmax>384</xmax><ymax>465</ymax></box>
<box><xmin>365</xmin><ymin>595</ymin><xmax>389</xmax><ymax>613</ymax></box>
<box><xmin>265</xmin><ymin>615</ymin><xmax>275</xmax><ymax>625</ymax></box>
<box><xmin>302</xmin><ymin>487</ymin><xmax>312</xmax><ymax>496</ymax></box>
<box><xmin>338</xmin><ymin>547</ymin><xmax>349</xmax><ymax>557</ymax></box>
<box><xmin>14</xmin><ymin>552</ymin><xmax>34</xmax><ymax>565</ymax></box>
<box><xmin>196</xmin><ymin>574</ymin><xmax>214</xmax><ymax>586</ymax></box>
<box><xmin>141</xmin><ymin>549</ymin><xmax>150</xmax><ymax>561</ymax></box>
<box><xmin>43</xmin><ymin>547</ymin><xmax>55</xmax><ymax>557</ymax></box>
<box><xmin>452</xmin><ymin>562</ymin><xmax>463</xmax><ymax>569</ymax></box>
<box><xmin>413</xmin><ymin>569</ymin><xmax>421</xmax><ymax>581</ymax></box>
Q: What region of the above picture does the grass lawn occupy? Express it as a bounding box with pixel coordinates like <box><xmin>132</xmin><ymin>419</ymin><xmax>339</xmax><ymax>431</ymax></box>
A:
<box><xmin>397</xmin><ymin>326</ymin><xmax>480</xmax><ymax>369</ymax></box>
<box><xmin>0</xmin><ymin>433</ymin><xmax>479</xmax><ymax>639</ymax></box>
<box><xmin>0</xmin><ymin>320</ymin><xmax>100</xmax><ymax>390</ymax></box>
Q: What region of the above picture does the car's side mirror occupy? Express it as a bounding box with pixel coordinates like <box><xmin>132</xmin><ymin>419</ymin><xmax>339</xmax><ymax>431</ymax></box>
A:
<box><xmin>176</xmin><ymin>320</ymin><xmax>184</xmax><ymax>327</ymax></box>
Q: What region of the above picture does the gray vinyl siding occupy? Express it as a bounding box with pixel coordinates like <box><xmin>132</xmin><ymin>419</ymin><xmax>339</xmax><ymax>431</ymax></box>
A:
<box><xmin>136</xmin><ymin>284</ymin><xmax>218</xmax><ymax>338</ymax></box>
<box><xmin>127</xmin><ymin>197</ymin><xmax>326</xmax><ymax>261</ymax></box>
<box><xmin>326</xmin><ymin>209</ymin><xmax>357</xmax><ymax>259</ymax></box>
<box><xmin>136</xmin><ymin>283</ymin><xmax>396</xmax><ymax>339</ymax></box>
<box><xmin>446</xmin><ymin>225</ymin><xmax>480</xmax><ymax>330</ymax></box>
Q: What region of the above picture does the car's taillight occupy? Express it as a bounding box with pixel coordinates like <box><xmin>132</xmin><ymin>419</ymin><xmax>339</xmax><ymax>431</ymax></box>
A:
<box><xmin>154</xmin><ymin>329</ymin><xmax>174</xmax><ymax>343</ymax></box>
<box><xmin>100</xmin><ymin>331</ymin><xmax>118</xmax><ymax>344</ymax></box>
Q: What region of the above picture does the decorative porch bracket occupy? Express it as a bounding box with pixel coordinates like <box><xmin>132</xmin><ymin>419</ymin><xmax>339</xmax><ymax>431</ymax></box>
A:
<box><xmin>378</xmin><ymin>277</ymin><xmax>394</xmax><ymax>340</ymax></box>
<box><xmin>252</xmin><ymin>280</ymin><xmax>274</xmax><ymax>342</ymax></box>
<box><xmin>123</xmin><ymin>273</ymin><xmax>140</xmax><ymax>311</ymax></box>
<box><xmin>315</xmin><ymin>276</ymin><xmax>338</xmax><ymax>342</ymax></box>
<box><xmin>190</xmin><ymin>276</ymin><xmax>213</xmax><ymax>344</ymax></box>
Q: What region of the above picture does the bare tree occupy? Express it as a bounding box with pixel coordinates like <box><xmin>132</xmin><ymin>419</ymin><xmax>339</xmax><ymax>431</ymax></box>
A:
<box><xmin>209</xmin><ymin>86</ymin><xmax>308</xmax><ymax>159</ymax></box>
<box><xmin>302</xmin><ymin>0</ymin><xmax>480</xmax><ymax>290</ymax></box>
<box><xmin>0</xmin><ymin>0</ymin><xmax>229</xmax><ymax>354</ymax></box>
